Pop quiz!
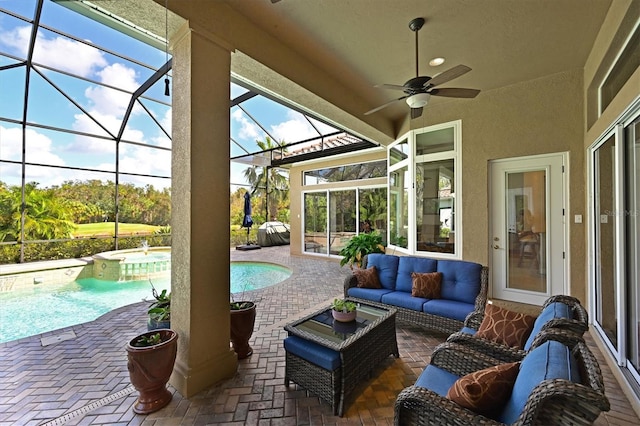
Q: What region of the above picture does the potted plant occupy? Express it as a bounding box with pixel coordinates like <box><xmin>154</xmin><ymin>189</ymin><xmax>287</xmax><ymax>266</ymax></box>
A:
<box><xmin>331</xmin><ymin>298</ymin><xmax>358</xmax><ymax>322</ymax></box>
<box><xmin>230</xmin><ymin>299</ymin><xmax>256</xmax><ymax>359</ymax></box>
<box><xmin>338</xmin><ymin>231</ymin><xmax>385</xmax><ymax>269</ymax></box>
<box><xmin>126</xmin><ymin>329</ymin><xmax>178</xmax><ymax>414</ymax></box>
<box><xmin>147</xmin><ymin>284</ymin><xmax>170</xmax><ymax>331</ymax></box>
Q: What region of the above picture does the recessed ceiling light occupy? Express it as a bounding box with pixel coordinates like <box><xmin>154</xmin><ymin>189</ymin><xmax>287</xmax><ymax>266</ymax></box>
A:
<box><xmin>429</xmin><ymin>57</ymin><xmax>445</xmax><ymax>66</ymax></box>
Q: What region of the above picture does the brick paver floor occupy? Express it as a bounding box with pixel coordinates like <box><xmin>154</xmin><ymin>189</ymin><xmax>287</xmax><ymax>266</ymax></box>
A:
<box><xmin>0</xmin><ymin>245</ymin><xmax>638</xmax><ymax>425</ymax></box>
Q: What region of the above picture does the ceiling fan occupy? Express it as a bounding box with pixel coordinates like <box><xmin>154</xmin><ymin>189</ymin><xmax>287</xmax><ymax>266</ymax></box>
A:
<box><xmin>365</xmin><ymin>17</ymin><xmax>480</xmax><ymax>119</ymax></box>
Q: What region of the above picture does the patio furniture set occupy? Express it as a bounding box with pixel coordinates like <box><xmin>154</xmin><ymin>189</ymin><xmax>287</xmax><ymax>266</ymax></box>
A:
<box><xmin>283</xmin><ymin>253</ymin><xmax>610</xmax><ymax>424</ymax></box>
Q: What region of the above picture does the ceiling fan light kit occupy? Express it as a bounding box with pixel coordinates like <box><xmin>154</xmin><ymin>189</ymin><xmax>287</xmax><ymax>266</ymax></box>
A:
<box><xmin>365</xmin><ymin>17</ymin><xmax>480</xmax><ymax>119</ymax></box>
<box><xmin>406</xmin><ymin>93</ymin><xmax>430</xmax><ymax>108</ymax></box>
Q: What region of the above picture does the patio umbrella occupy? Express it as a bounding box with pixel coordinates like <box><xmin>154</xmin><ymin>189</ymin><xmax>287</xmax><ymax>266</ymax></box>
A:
<box><xmin>242</xmin><ymin>192</ymin><xmax>254</xmax><ymax>245</ymax></box>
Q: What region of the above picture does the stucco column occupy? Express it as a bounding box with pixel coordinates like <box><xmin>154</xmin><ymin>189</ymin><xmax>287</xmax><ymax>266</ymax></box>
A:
<box><xmin>169</xmin><ymin>22</ymin><xmax>237</xmax><ymax>397</ymax></box>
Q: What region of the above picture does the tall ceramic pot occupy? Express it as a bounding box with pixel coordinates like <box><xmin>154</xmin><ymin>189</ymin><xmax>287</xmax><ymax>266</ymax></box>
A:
<box><xmin>230</xmin><ymin>301</ymin><xmax>256</xmax><ymax>359</ymax></box>
<box><xmin>126</xmin><ymin>329</ymin><xmax>178</xmax><ymax>414</ymax></box>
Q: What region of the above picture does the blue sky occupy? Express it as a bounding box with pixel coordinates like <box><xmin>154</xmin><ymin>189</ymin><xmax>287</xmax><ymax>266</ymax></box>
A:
<box><xmin>0</xmin><ymin>0</ymin><xmax>339</xmax><ymax>191</ymax></box>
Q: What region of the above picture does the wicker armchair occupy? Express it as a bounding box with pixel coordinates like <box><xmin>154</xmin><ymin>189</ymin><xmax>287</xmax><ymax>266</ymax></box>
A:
<box><xmin>394</xmin><ymin>337</ymin><xmax>610</xmax><ymax>425</ymax></box>
<box><xmin>446</xmin><ymin>295</ymin><xmax>589</xmax><ymax>363</ymax></box>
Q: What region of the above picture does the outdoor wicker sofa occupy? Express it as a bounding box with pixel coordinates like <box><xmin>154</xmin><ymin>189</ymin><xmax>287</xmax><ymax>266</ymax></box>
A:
<box><xmin>445</xmin><ymin>295</ymin><xmax>589</xmax><ymax>363</ymax></box>
<box><xmin>394</xmin><ymin>335</ymin><xmax>610</xmax><ymax>425</ymax></box>
<box><xmin>343</xmin><ymin>253</ymin><xmax>489</xmax><ymax>335</ymax></box>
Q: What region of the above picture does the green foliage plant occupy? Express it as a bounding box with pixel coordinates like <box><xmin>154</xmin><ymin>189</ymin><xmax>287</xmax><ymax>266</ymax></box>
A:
<box><xmin>133</xmin><ymin>332</ymin><xmax>162</xmax><ymax>347</ymax></box>
<box><xmin>148</xmin><ymin>283</ymin><xmax>170</xmax><ymax>321</ymax></box>
<box><xmin>332</xmin><ymin>298</ymin><xmax>357</xmax><ymax>313</ymax></box>
<box><xmin>338</xmin><ymin>231</ymin><xmax>385</xmax><ymax>269</ymax></box>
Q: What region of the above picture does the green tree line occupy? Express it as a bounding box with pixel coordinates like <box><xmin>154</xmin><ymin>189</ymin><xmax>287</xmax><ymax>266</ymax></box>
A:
<box><xmin>0</xmin><ymin>180</ymin><xmax>171</xmax><ymax>242</ymax></box>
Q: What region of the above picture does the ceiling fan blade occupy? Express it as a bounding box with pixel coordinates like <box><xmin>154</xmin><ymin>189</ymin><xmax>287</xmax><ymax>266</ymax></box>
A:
<box><xmin>364</xmin><ymin>95</ymin><xmax>408</xmax><ymax>115</ymax></box>
<box><xmin>375</xmin><ymin>83</ymin><xmax>407</xmax><ymax>91</ymax></box>
<box><xmin>410</xmin><ymin>107</ymin><xmax>423</xmax><ymax>119</ymax></box>
<box><xmin>425</xmin><ymin>64</ymin><xmax>472</xmax><ymax>88</ymax></box>
<box><xmin>429</xmin><ymin>87</ymin><xmax>480</xmax><ymax>98</ymax></box>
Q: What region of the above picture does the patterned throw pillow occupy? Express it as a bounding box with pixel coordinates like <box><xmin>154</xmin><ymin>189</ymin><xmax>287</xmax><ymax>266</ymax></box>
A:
<box><xmin>475</xmin><ymin>303</ymin><xmax>536</xmax><ymax>349</ymax></box>
<box><xmin>447</xmin><ymin>362</ymin><xmax>520</xmax><ymax>416</ymax></box>
<box><xmin>354</xmin><ymin>266</ymin><xmax>382</xmax><ymax>289</ymax></box>
<box><xmin>411</xmin><ymin>272</ymin><xmax>442</xmax><ymax>299</ymax></box>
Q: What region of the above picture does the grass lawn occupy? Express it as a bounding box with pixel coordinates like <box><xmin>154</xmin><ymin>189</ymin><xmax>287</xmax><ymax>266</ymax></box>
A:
<box><xmin>74</xmin><ymin>222</ymin><xmax>161</xmax><ymax>237</ymax></box>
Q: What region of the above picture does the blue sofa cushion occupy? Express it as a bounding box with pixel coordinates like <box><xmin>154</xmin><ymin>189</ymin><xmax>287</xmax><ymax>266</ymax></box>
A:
<box><xmin>346</xmin><ymin>287</ymin><xmax>393</xmax><ymax>302</ymax></box>
<box><xmin>437</xmin><ymin>260</ymin><xmax>483</xmax><ymax>304</ymax></box>
<box><xmin>284</xmin><ymin>336</ymin><xmax>341</xmax><ymax>371</ymax></box>
<box><xmin>415</xmin><ymin>364</ymin><xmax>459</xmax><ymax>397</ymax></box>
<box><xmin>366</xmin><ymin>254</ymin><xmax>399</xmax><ymax>290</ymax></box>
<box><xmin>498</xmin><ymin>340</ymin><xmax>580</xmax><ymax>424</ymax></box>
<box><xmin>423</xmin><ymin>299</ymin><xmax>475</xmax><ymax>322</ymax></box>
<box><xmin>396</xmin><ymin>257</ymin><xmax>437</xmax><ymax>293</ymax></box>
<box><xmin>460</xmin><ymin>326</ymin><xmax>476</xmax><ymax>335</ymax></box>
<box><xmin>381</xmin><ymin>291</ymin><xmax>427</xmax><ymax>311</ymax></box>
<box><xmin>523</xmin><ymin>302</ymin><xmax>571</xmax><ymax>350</ymax></box>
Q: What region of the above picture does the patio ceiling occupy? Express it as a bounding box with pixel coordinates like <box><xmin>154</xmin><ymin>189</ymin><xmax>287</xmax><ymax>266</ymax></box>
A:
<box><xmin>74</xmin><ymin>0</ymin><xmax>614</xmax><ymax>159</ymax></box>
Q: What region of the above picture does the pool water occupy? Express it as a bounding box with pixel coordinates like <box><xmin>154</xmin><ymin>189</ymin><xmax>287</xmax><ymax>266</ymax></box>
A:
<box><xmin>0</xmin><ymin>261</ymin><xmax>291</xmax><ymax>344</ymax></box>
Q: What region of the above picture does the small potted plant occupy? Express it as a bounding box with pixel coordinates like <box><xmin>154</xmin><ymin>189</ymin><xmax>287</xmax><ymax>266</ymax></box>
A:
<box><xmin>147</xmin><ymin>283</ymin><xmax>170</xmax><ymax>330</ymax></box>
<box><xmin>126</xmin><ymin>329</ymin><xmax>178</xmax><ymax>414</ymax></box>
<box><xmin>338</xmin><ymin>231</ymin><xmax>385</xmax><ymax>269</ymax></box>
<box><xmin>331</xmin><ymin>298</ymin><xmax>358</xmax><ymax>322</ymax></box>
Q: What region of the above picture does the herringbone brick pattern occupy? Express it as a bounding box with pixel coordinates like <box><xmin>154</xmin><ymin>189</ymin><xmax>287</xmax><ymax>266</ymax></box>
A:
<box><xmin>0</xmin><ymin>246</ymin><xmax>637</xmax><ymax>425</ymax></box>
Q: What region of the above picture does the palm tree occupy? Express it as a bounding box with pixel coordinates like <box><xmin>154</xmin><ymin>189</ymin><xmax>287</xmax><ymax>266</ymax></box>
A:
<box><xmin>242</xmin><ymin>136</ymin><xmax>289</xmax><ymax>221</ymax></box>
<box><xmin>0</xmin><ymin>183</ymin><xmax>75</xmax><ymax>242</ymax></box>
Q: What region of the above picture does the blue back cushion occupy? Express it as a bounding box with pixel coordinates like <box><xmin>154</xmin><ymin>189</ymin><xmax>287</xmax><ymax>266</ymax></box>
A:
<box><xmin>523</xmin><ymin>302</ymin><xmax>571</xmax><ymax>350</ymax></box>
<box><xmin>395</xmin><ymin>256</ymin><xmax>438</xmax><ymax>293</ymax></box>
<box><xmin>498</xmin><ymin>340</ymin><xmax>580</xmax><ymax>424</ymax></box>
<box><xmin>437</xmin><ymin>260</ymin><xmax>483</xmax><ymax>304</ymax></box>
<box><xmin>366</xmin><ymin>254</ymin><xmax>399</xmax><ymax>290</ymax></box>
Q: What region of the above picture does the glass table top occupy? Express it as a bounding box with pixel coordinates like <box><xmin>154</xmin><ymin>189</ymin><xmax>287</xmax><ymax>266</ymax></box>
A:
<box><xmin>287</xmin><ymin>303</ymin><xmax>391</xmax><ymax>344</ymax></box>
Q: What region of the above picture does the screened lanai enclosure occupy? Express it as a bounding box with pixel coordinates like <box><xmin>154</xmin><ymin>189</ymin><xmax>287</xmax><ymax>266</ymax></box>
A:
<box><xmin>0</xmin><ymin>0</ymin><xmax>376</xmax><ymax>264</ymax></box>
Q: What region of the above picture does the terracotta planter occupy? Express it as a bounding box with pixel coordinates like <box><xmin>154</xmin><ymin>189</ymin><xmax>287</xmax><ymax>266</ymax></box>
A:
<box><xmin>126</xmin><ymin>329</ymin><xmax>178</xmax><ymax>414</ymax></box>
<box><xmin>230</xmin><ymin>302</ymin><xmax>256</xmax><ymax>359</ymax></box>
<box><xmin>332</xmin><ymin>309</ymin><xmax>357</xmax><ymax>322</ymax></box>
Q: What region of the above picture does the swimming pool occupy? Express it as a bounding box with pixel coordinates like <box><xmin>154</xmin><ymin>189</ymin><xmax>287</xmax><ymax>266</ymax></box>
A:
<box><xmin>0</xmin><ymin>261</ymin><xmax>291</xmax><ymax>344</ymax></box>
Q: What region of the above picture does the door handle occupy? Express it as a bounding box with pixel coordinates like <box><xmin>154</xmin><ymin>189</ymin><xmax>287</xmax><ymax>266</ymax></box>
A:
<box><xmin>493</xmin><ymin>245</ymin><xmax>500</xmax><ymax>249</ymax></box>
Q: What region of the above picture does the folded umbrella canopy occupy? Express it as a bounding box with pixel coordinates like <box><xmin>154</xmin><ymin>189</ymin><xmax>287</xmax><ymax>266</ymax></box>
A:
<box><xmin>242</xmin><ymin>191</ymin><xmax>254</xmax><ymax>244</ymax></box>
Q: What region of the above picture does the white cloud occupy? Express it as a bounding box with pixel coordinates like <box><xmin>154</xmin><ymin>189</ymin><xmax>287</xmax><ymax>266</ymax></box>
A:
<box><xmin>0</xmin><ymin>26</ymin><xmax>107</xmax><ymax>78</ymax></box>
<box><xmin>85</xmin><ymin>63</ymin><xmax>139</xmax><ymax>117</ymax></box>
<box><xmin>0</xmin><ymin>125</ymin><xmax>65</xmax><ymax>165</ymax></box>
<box><xmin>232</xmin><ymin>108</ymin><xmax>260</xmax><ymax>140</ymax></box>
<box><xmin>270</xmin><ymin>113</ymin><xmax>319</xmax><ymax>144</ymax></box>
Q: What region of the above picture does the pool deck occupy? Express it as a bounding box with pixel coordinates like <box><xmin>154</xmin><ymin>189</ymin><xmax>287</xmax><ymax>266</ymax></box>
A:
<box><xmin>0</xmin><ymin>245</ymin><xmax>638</xmax><ymax>425</ymax></box>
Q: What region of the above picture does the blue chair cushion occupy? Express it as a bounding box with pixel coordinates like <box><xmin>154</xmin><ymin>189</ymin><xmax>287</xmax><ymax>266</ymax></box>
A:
<box><xmin>498</xmin><ymin>340</ymin><xmax>580</xmax><ymax>424</ymax></box>
<box><xmin>423</xmin><ymin>299</ymin><xmax>475</xmax><ymax>322</ymax></box>
<box><xmin>415</xmin><ymin>364</ymin><xmax>459</xmax><ymax>397</ymax></box>
<box><xmin>395</xmin><ymin>257</ymin><xmax>437</xmax><ymax>293</ymax></box>
<box><xmin>381</xmin><ymin>291</ymin><xmax>427</xmax><ymax>311</ymax></box>
<box><xmin>523</xmin><ymin>302</ymin><xmax>572</xmax><ymax>350</ymax></box>
<box><xmin>284</xmin><ymin>336</ymin><xmax>341</xmax><ymax>371</ymax></box>
<box><xmin>366</xmin><ymin>254</ymin><xmax>399</xmax><ymax>290</ymax></box>
<box><xmin>346</xmin><ymin>287</ymin><xmax>393</xmax><ymax>302</ymax></box>
<box><xmin>460</xmin><ymin>326</ymin><xmax>476</xmax><ymax>335</ymax></box>
<box><xmin>437</xmin><ymin>260</ymin><xmax>483</xmax><ymax>304</ymax></box>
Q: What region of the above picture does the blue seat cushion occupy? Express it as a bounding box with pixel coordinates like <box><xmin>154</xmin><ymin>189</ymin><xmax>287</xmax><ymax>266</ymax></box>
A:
<box><xmin>423</xmin><ymin>299</ymin><xmax>475</xmax><ymax>322</ymax></box>
<box><xmin>460</xmin><ymin>326</ymin><xmax>476</xmax><ymax>335</ymax></box>
<box><xmin>498</xmin><ymin>340</ymin><xmax>580</xmax><ymax>424</ymax></box>
<box><xmin>381</xmin><ymin>291</ymin><xmax>427</xmax><ymax>311</ymax></box>
<box><xmin>365</xmin><ymin>254</ymin><xmax>399</xmax><ymax>290</ymax></box>
<box><xmin>395</xmin><ymin>257</ymin><xmax>437</xmax><ymax>293</ymax></box>
<box><xmin>415</xmin><ymin>364</ymin><xmax>459</xmax><ymax>397</ymax></box>
<box><xmin>346</xmin><ymin>287</ymin><xmax>393</xmax><ymax>302</ymax></box>
<box><xmin>523</xmin><ymin>302</ymin><xmax>571</xmax><ymax>350</ymax></box>
<box><xmin>284</xmin><ymin>336</ymin><xmax>341</xmax><ymax>371</ymax></box>
<box><xmin>437</xmin><ymin>260</ymin><xmax>482</xmax><ymax>304</ymax></box>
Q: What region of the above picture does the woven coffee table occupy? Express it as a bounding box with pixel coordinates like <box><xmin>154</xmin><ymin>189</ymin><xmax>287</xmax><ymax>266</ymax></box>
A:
<box><xmin>283</xmin><ymin>301</ymin><xmax>398</xmax><ymax>416</ymax></box>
